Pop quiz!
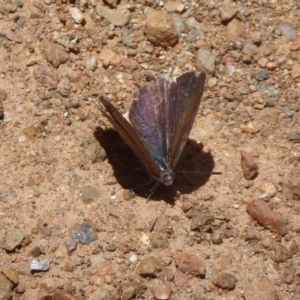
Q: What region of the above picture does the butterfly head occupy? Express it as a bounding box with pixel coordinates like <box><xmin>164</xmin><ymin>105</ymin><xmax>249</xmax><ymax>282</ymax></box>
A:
<box><xmin>160</xmin><ymin>170</ymin><xmax>175</xmax><ymax>186</ymax></box>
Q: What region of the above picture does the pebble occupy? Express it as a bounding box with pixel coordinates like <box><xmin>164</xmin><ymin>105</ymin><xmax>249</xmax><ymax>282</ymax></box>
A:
<box><xmin>212</xmin><ymin>272</ymin><xmax>237</xmax><ymax>290</ymax></box>
<box><xmin>69</xmin><ymin>7</ymin><xmax>85</xmax><ymax>24</ymax></box>
<box><xmin>43</xmin><ymin>40</ymin><xmax>69</xmax><ymax>68</ymax></box>
<box><xmin>121</xmin><ymin>281</ymin><xmax>146</xmax><ymax>300</ymax></box>
<box><xmin>220</xmin><ymin>5</ymin><xmax>238</xmax><ymax>22</ymax></box>
<box><xmin>283</xmin><ymin>266</ymin><xmax>296</xmax><ymax>284</ymax></box>
<box><xmin>152</xmin><ymin>282</ymin><xmax>172</xmax><ymax>300</ymax></box>
<box><xmin>259</xmin><ymin>181</ymin><xmax>277</xmax><ymax>197</ymax></box>
<box><xmin>271</xmin><ymin>241</ymin><xmax>293</xmax><ymax>263</ymax></box>
<box><xmin>243</xmin><ymin>278</ymin><xmax>279</xmax><ymax>300</ymax></box>
<box><xmin>103</xmin><ymin>0</ymin><xmax>119</xmax><ymax>8</ymax></box>
<box><xmin>291</xmin><ymin>63</ymin><xmax>300</xmax><ymax>79</ymax></box>
<box><xmin>129</xmin><ymin>254</ymin><xmax>138</xmax><ymax>264</ymax></box>
<box><xmin>99</xmin><ymin>48</ymin><xmax>121</xmax><ymax>66</ymax></box>
<box><xmin>190</xmin><ymin>210</ymin><xmax>214</xmax><ymax>231</ymax></box>
<box><xmin>2</xmin><ymin>268</ymin><xmax>19</xmax><ymax>285</ymax></box>
<box><xmin>207</xmin><ymin>77</ymin><xmax>218</xmax><ymax>88</ymax></box>
<box><xmin>5</xmin><ymin>229</ymin><xmax>25</xmax><ymax>251</ymax></box>
<box><xmin>174</xmin><ymin>269</ymin><xmax>189</xmax><ymax>287</ymax></box>
<box><xmin>247</xmin><ymin>199</ymin><xmax>288</xmax><ymax>235</ymax></box>
<box><xmin>288</xmin><ymin>131</ymin><xmax>300</xmax><ymax>142</ymax></box>
<box><xmin>242</xmin><ymin>122</ymin><xmax>260</xmax><ymax>134</ymax></box>
<box><xmin>164</xmin><ymin>0</ymin><xmax>185</xmax><ymax>13</ymax></box>
<box><xmin>37</xmin><ymin>218</ymin><xmax>52</xmax><ymax>236</ymax></box>
<box><xmin>71</xmin><ymin>223</ymin><xmax>98</xmax><ymax>245</ymax></box>
<box><xmin>0</xmin><ymin>274</ymin><xmax>13</xmax><ymax>300</ymax></box>
<box><xmin>136</xmin><ymin>257</ymin><xmax>166</xmax><ymax>278</ymax></box>
<box><xmin>30</xmin><ymin>258</ymin><xmax>50</xmax><ymax>271</ymax></box>
<box><xmin>95</xmin><ymin>264</ymin><xmax>115</xmax><ymax>277</ymax></box>
<box><xmin>255</xmin><ymin>70</ymin><xmax>270</xmax><ymax>80</ymax></box>
<box><xmin>226</xmin><ymin>19</ymin><xmax>245</xmax><ymax>40</ymax></box>
<box><xmin>144</xmin><ymin>11</ymin><xmax>178</xmax><ymax>47</ymax></box>
<box><xmin>96</xmin><ymin>5</ymin><xmax>131</xmax><ymax>26</ymax></box>
<box><xmin>81</xmin><ymin>138</ymin><xmax>107</xmax><ymax>163</ymax></box>
<box><xmin>276</xmin><ymin>21</ymin><xmax>298</xmax><ymax>41</ymax></box>
<box><xmin>0</xmin><ymin>89</ymin><xmax>7</xmax><ymax>119</ymax></box>
<box><xmin>186</xmin><ymin>17</ymin><xmax>204</xmax><ymax>38</ymax></box>
<box><xmin>240</xmin><ymin>150</ymin><xmax>258</xmax><ymax>180</ymax></box>
<box><xmin>173</xmin><ymin>252</ymin><xmax>205</xmax><ymax>276</ymax></box>
<box><xmin>86</xmin><ymin>56</ymin><xmax>98</xmax><ymax>71</ymax></box>
<box><xmin>149</xmin><ymin>232</ymin><xmax>169</xmax><ymax>249</ymax></box>
<box><xmin>196</xmin><ymin>47</ymin><xmax>215</xmax><ymax>75</ymax></box>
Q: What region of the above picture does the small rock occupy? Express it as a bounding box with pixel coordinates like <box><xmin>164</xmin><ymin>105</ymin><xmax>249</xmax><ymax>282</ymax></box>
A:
<box><xmin>103</xmin><ymin>0</ymin><xmax>120</xmax><ymax>8</ymax></box>
<box><xmin>174</xmin><ymin>269</ymin><xmax>190</xmax><ymax>287</ymax></box>
<box><xmin>69</xmin><ymin>7</ymin><xmax>85</xmax><ymax>24</ymax></box>
<box><xmin>247</xmin><ymin>199</ymin><xmax>288</xmax><ymax>235</ymax></box>
<box><xmin>121</xmin><ymin>281</ymin><xmax>147</xmax><ymax>300</ymax></box>
<box><xmin>99</xmin><ymin>49</ymin><xmax>121</xmax><ymax>67</ymax></box>
<box><xmin>152</xmin><ymin>282</ymin><xmax>172</xmax><ymax>300</ymax></box>
<box><xmin>190</xmin><ymin>210</ymin><xmax>214</xmax><ymax>231</ymax></box>
<box><xmin>149</xmin><ymin>232</ymin><xmax>169</xmax><ymax>249</ymax></box>
<box><xmin>240</xmin><ymin>150</ymin><xmax>258</xmax><ymax>180</ymax></box>
<box><xmin>23</xmin><ymin>125</ymin><xmax>42</xmax><ymax>139</ymax></box>
<box><xmin>255</xmin><ymin>70</ymin><xmax>270</xmax><ymax>81</ymax></box>
<box><xmin>44</xmin><ymin>40</ymin><xmax>69</xmax><ymax>68</ymax></box>
<box><xmin>259</xmin><ymin>182</ymin><xmax>277</xmax><ymax>197</ymax></box>
<box><xmin>196</xmin><ymin>47</ymin><xmax>215</xmax><ymax>75</ymax></box>
<box><xmin>65</xmin><ymin>239</ymin><xmax>78</xmax><ymax>254</ymax></box>
<box><xmin>71</xmin><ymin>223</ymin><xmax>98</xmax><ymax>245</ymax></box>
<box><xmin>144</xmin><ymin>10</ymin><xmax>178</xmax><ymax>47</ymax></box>
<box><xmin>276</xmin><ymin>21</ymin><xmax>297</xmax><ymax>41</ymax></box>
<box><xmin>243</xmin><ymin>278</ymin><xmax>279</xmax><ymax>300</ymax></box>
<box><xmin>0</xmin><ymin>89</ymin><xmax>7</xmax><ymax>119</ymax></box>
<box><xmin>86</xmin><ymin>56</ymin><xmax>98</xmax><ymax>71</ymax></box>
<box><xmin>174</xmin><ymin>252</ymin><xmax>205</xmax><ymax>277</ymax></box>
<box><xmin>0</xmin><ymin>274</ymin><xmax>13</xmax><ymax>300</ymax></box>
<box><xmin>226</xmin><ymin>19</ymin><xmax>245</xmax><ymax>40</ymax></box>
<box><xmin>121</xmin><ymin>58</ymin><xmax>138</xmax><ymax>71</ymax></box>
<box><xmin>283</xmin><ymin>266</ymin><xmax>296</xmax><ymax>284</ymax></box>
<box><xmin>2</xmin><ymin>268</ymin><xmax>19</xmax><ymax>285</ymax></box>
<box><xmin>95</xmin><ymin>264</ymin><xmax>115</xmax><ymax>277</ymax></box>
<box><xmin>80</xmin><ymin>138</ymin><xmax>107</xmax><ymax>163</ymax></box>
<box><xmin>290</xmin><ymin>36</ymin><xmax>300</xmax><ymax>51</ymax></box>
<box><xmin>30</xmin><ymin>259</ymin><xmax>50</xmax><ymax>271</ymax></box>
<box><xmin>207</xmin><ymin>77</ymin><xmax>218</xmax><ymax>88</ymax></box>
<box><xmin>291</xmin><ymin>64</ymin><xmax>300</xmax><ymax>79</ymax></box>
<box><xmin>165</xmin><ymin>1</ymin><xmax>185</xmax><ymax>13</ymax></box>
<box><xmin>242</xmin><ymin>122</ymin><xmax>260</xmax><ymax>134</ymax></box>
<box><xmin>96</xmin><ymin>5</ymin><xmax>131</xmax><ymax>27</ymax></box>
<box><xmin>283</xmin><ymin>168</ymin><xmax>300</xmax><ymax>200</ymax></box>
<box><xmin>79</xmin><ymin>185</ymin><xmax>100</xmax><ymax>204</ymax></box>
<box><xmin>5</xmin><ymin>229</ymin><xmax>25</xmax><ymax>251</ymax></box>
<box><xmin>69</xmin><ymin>93</ymin><xmax>80</xmax><ymax>108</ymax></box>
<box><xmin>220</xmin><ymin>5</ymin><xmax>238</xmax><ymax>22</ymax></box>
<box><xmin>136</xmin><ymin>257</ymin><xmax>166</xmax><ymax>278</ymax></box>
<box><xmin>37</xmin><ymin>218</ymin><xmax>52</xmax><ymax>236</ymax></box>
<box><xmin>271</xmin><ymin>241</ymin><xmax>293</xmax><ymax>263</ymax></box>
<box><xmin>212</xmin><ymin>272</ymin><xmax>237</xmax><ymax>290</ymax></box>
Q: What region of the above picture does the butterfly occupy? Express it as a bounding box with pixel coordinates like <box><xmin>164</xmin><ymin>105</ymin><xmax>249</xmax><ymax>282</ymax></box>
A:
<box><xmin>97</xmin><ymin>71</ymin><xmax>206</xmax><ymax>187</ymax></box>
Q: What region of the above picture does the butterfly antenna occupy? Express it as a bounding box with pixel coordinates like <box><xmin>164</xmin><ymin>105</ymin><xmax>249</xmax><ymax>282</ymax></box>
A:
<box><xmin>176</xmin><ymin>170</ymin><xmax>222</xmax><ymax>175</ymax></box>
<box><xmin>146</xmin><ymin>181</ymin><xmax>160</xmax><ymax>202</ymax></box>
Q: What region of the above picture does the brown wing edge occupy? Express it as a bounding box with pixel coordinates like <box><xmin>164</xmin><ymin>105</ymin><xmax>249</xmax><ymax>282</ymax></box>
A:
<box><xmin>95</xmin><ymin>97</ymin><xmax>161</xmax><ymax>181</ymax></box>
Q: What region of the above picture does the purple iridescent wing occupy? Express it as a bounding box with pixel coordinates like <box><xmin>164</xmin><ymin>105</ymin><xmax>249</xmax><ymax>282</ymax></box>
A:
<box><xmin>129</xmin><ymin>78</ymin><xmax>171</xmax><ymax>168</ymax></box>
<box><xmin>129</xmin><ymin>71</ymin><xmax>206</xmax><ymax>171</ymax></box>
<box><xmin>167</xmin><ymin>71</ymin><xmax>206</xmax><ymax>169</ymax></box>
<box><xmin>98</xmin><ymin>97</ymin><xmax>161</xmax><ymax>180</ymax></box>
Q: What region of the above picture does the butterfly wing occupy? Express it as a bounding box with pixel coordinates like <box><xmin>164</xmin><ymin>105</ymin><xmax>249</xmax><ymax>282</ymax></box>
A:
<box><xmin>98</xmin><ymin>97</ymin><xmax>162</xmax><ymax>180</ymax></box>
<box><xmin>129</xmin><ymin>77</ymin><xmax>171</xmax><ymax>171</ymax></box>
<box><xmin>167</xmin><ymin>71</ymin><xmax>206</xmax><ymax>169</ymax></box>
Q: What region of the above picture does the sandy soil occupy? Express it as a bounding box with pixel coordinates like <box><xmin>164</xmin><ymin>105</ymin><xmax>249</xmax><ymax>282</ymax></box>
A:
<box><xmin>0</xmin><ymin>0</ymin><xmax>300</xmax><ymax>299</ymax></box>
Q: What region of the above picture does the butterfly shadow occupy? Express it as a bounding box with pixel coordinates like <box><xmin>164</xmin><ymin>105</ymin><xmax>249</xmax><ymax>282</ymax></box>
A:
<box><xmin>94</xmin><ymin>127</ymin><xmax>218</xmax><ymax>202</ymax></box>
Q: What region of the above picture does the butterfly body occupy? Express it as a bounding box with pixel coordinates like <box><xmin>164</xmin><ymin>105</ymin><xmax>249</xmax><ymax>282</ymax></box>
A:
<box><xmin>98</xmin><ymin>71</ymin><xmax>206</xmax><ymax>186</ymax></box>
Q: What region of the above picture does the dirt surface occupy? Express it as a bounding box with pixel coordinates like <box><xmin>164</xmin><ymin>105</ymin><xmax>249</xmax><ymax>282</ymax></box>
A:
<box><xmin>1</xmin><ymin>0</ymin><xmax>300</xmax><ymax>300</ymax></box>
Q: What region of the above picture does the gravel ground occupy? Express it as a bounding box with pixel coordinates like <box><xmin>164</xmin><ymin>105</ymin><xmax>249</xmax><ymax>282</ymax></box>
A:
<box><xmin>1</xmin><ymin>0</ymin><xmax>300</xmax><ymax>299</ymax></box>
